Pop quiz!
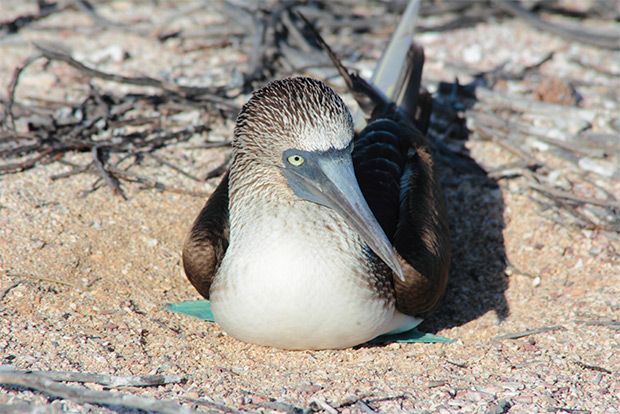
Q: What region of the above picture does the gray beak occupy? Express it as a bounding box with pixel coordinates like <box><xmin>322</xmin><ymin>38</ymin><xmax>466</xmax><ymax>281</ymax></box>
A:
<box><xmin>282</xmin><ymin>147</ymin><xmax>405</xmax><ymax>282</ymax></box>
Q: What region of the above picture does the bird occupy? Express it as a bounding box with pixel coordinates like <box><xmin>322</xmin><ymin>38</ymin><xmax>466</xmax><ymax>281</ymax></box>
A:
<box><xmin>182</xmin><ymin>76</ymin><xmax>450</xmax><ymax>350</ymax></box>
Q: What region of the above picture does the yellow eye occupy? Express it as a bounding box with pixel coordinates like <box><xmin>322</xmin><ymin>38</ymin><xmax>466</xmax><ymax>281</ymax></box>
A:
<box><xmin>287</xmin><ymin>154</ymin><xmax>305</xmax><ymax>166</ymax></box>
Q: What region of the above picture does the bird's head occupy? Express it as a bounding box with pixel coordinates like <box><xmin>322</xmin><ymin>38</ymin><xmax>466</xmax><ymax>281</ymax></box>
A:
<box><xmin>232</xmin><ymin>77</ymin><xmax>404</xmax><ymax>281</ymax></box>
<box><xmin>234</xmin><ymin>77</ymin><xmax>353</xmax><ymax>158</ymax></box>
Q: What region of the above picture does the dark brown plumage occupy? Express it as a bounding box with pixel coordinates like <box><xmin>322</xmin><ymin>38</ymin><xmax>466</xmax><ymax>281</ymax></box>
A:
<box><xmin>354</xmin><ymin>107</ymin><xmax>450</xmax><ymax>316</ymax></box>
<box><xmin>182</xmin><ymin>171</ymin><xmax>229</xmax><ymax>299</ymax></box>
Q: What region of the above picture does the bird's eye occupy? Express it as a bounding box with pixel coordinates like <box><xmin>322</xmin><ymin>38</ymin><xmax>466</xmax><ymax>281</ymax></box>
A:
<box><xmin>287</xmin><ymin>155</ymin><xmax>305</xmax><ymax>166</ymax></box>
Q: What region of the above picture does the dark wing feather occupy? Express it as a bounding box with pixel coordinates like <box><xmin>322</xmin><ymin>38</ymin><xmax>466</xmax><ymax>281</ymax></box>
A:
<box><xmin>354</xmin><ymin>110</ymin><xmax>450</xmax><ymax>316</ymax></box>
<box><xmin>353</xmin><ymin>120</ymin><xmax>405</xmax><ymax>240</ymax></box>
<box><xmin>182</xmin><ymin>171</ymin><xmax>230</xmax><ymax>299</ymax></box>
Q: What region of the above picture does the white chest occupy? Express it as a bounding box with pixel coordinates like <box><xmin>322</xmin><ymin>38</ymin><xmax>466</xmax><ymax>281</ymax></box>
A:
<box><xmin>209</xmin><ymin>207</ymin><xmax>408</xmax><ymax>349</ymax></box>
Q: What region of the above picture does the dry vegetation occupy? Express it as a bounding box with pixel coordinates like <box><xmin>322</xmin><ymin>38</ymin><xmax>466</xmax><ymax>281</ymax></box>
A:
<box><xmin>1</xmin><ymin>1</ymin><xmax>619</xmax><ymax>413</ymax></box>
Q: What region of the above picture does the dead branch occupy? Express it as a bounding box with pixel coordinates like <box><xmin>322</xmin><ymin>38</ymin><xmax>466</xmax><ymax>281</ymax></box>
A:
<box><xmin>4</xmin><ymin>269</ymin><xmax>77</xmax><ymax>288</ymax></box>
<box><xmin>73</xmin><ymin>0</ymin><xmax>126</xmax><ymax>30</ymax></box>
<box><xmin>529</xmin><ymin>182</ymin><xmax>620</xmax><ymax>210</ymax></box>
<box><xmin>0</xmin><ymin>148</ymin><xmax>55</xmax><ymax>173</ymax></box>
<box><xmin>0</xmin><ymin>281</ymin><xmax>23</xmax><ymax>302</ymax></box>
<box><xmin>493</xmin><ymin>0</ymin><xmax>620</xmax><ymax>50</ymax></box>
<box><xmin>106</xmin><ymin>167</ymin><xmax>210</xmax><ymax>198</ymax></box>
<box><xmin>493</xmin><ymin>325</ymin><xmax>566</xmax><ymax>341</ymax></box>
<box><xmin>577</xmin><ymin>319</ymin><xmax>620</xmax><ymax>330</ymax></box>
<box><xmin>182</xmin><ymin>396</ymin><xmax>247</xmax><ymax>414</ymax></box>
<box><xmin>2</xmin><ymin>54</ymin><xmax>43</xmax><ymax>130</ymax></box>
<box><xmin>91</xmin><ymin>146</ymin><xmax>126</xmax><ymax>199</ymax></box>
<box><xmin>146</xmin><ymin>153</ymin><xmax>202</xmax><ymax>182</ymax></box>
<box><xmin>2</xmin><ymin>367</ymin><xmax>184</xmax><ymax>388</ymax></box>
<box><xmin>0</xmin><ymin>371</ymin><xmax>197</xmax><ymax>414</ymax></box>
<box><xmin>50</xmin><ymin>163</ymin><xmax>93</xmax><ymax>180</ymax></box>
<box><xmin>573</xmin><ymin>361</ymin><xmax>613</xmax><ymax>375</ymax></box>
<box><xmin>0</xmin><ymin>1</ymin><xmax>68</xmax><ymax>35</ymax></box>
<box><xmin>309</xmin><ymin>398</ymin><xmax>339</xmax><ymax>414</ymax></box>
<box><xmin>33</xmin><ymin>42</ymin><xmax>237</xmax><ymax>108</ymax></box>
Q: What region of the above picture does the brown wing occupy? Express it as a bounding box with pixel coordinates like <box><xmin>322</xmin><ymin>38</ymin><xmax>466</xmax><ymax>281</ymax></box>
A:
<box><xmin>392</xmin><ymin>124</ymin><xmax>450</xmax><ymax>316</ymax></box>
<box><xmin>182</xmin><ymin>171</ymin><xmax>230</xmax><ymax>299</ymax></box>
<box><xmin>354</xmin><ymin>110</ymin><xmax>450</xmax><ymax>317</ymax></box>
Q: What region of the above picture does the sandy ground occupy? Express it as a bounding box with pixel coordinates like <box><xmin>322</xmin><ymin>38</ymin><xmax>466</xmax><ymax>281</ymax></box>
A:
<box><xmin>1</xmin><ymin>1</ymin><xmax>619</xmax><ymax>413</ymax></box>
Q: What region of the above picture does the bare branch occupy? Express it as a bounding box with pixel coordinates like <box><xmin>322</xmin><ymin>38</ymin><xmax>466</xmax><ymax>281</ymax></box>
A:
<box><xmin>0</xmin><ymin>371</ymin><xmax>197</xmax><ymax>414</ymax></box>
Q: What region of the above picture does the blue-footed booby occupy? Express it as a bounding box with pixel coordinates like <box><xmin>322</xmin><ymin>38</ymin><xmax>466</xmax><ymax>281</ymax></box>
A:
<box><xmin>182</xmin><ymin>77</ymin><xmax>450</xmax><ymax>350</ymax></box>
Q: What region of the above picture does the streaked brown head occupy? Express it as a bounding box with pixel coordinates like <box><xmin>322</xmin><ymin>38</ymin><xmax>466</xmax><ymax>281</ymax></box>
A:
<box><xmin>233</xmin><ymin>77</ymin><xmax>354</xmax><ymax>163</ymax></box>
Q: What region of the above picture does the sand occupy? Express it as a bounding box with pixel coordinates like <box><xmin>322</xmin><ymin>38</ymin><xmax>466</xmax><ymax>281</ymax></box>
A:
<box><xmin>1</xmin><ymin>1</ymin><xmax>618</xmax><ymax>413</ymax></box>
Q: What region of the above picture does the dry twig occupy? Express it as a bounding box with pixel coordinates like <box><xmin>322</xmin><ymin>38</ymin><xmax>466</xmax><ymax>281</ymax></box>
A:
<box><xmin>0</xmin><ymin>371</ymin><xmax>197</xmax><ymax>414</ymax></box>
<box><xmin>91</xmin><ymin>146</ymin><xmax>126</xmax><ymax>199</ymax></box>
<box><xmin>573</xmin><ymin>361</ymin><xmax>613</xmax><ymax>375</ymax></box>
<box><xmin>0</xmin><ymin>281</ymin><xmax>22</xmax><ymax>302</ymax></box>
<box><xmin>33</xmin><ymin>42</ymin><xmax>236</xmax><ymax>108</ymax></box>
<box><xmin>2</xmin><ymin>54</ymin><xmax>42</xmax><ymax>130</ymax></box>
<box><xmin>494</xmin><ymin>0</ymin><xmax>620</xmax><ymax>50</ymax></box>
<box><xmin>1</xmin><ymin>367</ymin><xmax>184</xmax><ymax>388</ymax></box>
<box><xmin>0</xmin><ymin>1</ymin><xmax>67</xmax><ymax>35</ymax></box>
<box><xmin>309</xmin><ymin>398</ymin><xmax>339</xmax><ymax>414</ymax></box>
<box><xmin>493</xmin><ymin>325</ymin><xmax>566</xmax><ymax>341</ymax></box>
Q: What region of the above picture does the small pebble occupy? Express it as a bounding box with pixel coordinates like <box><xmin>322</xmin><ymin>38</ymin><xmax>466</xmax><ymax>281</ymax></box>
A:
<box><xmin>462</xmin><ymin>44</ymin><xmax>482</xmax><ymax>63</ymax></box>
<box><xmin>485</xmin><ymin>399</ymin><xmax>512</xmax><ymax>414</ymax></box>
<box><xmin>578</xmin><ymin>157</ymin><xmax>619</xmax><ymax>178</ymax></box>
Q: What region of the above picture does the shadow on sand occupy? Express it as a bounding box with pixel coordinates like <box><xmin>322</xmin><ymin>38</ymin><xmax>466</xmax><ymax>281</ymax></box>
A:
<box><xmin>423</xmin><ymin>80</ymin><xmax>509</xmax><ymax>332</ymax></box>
